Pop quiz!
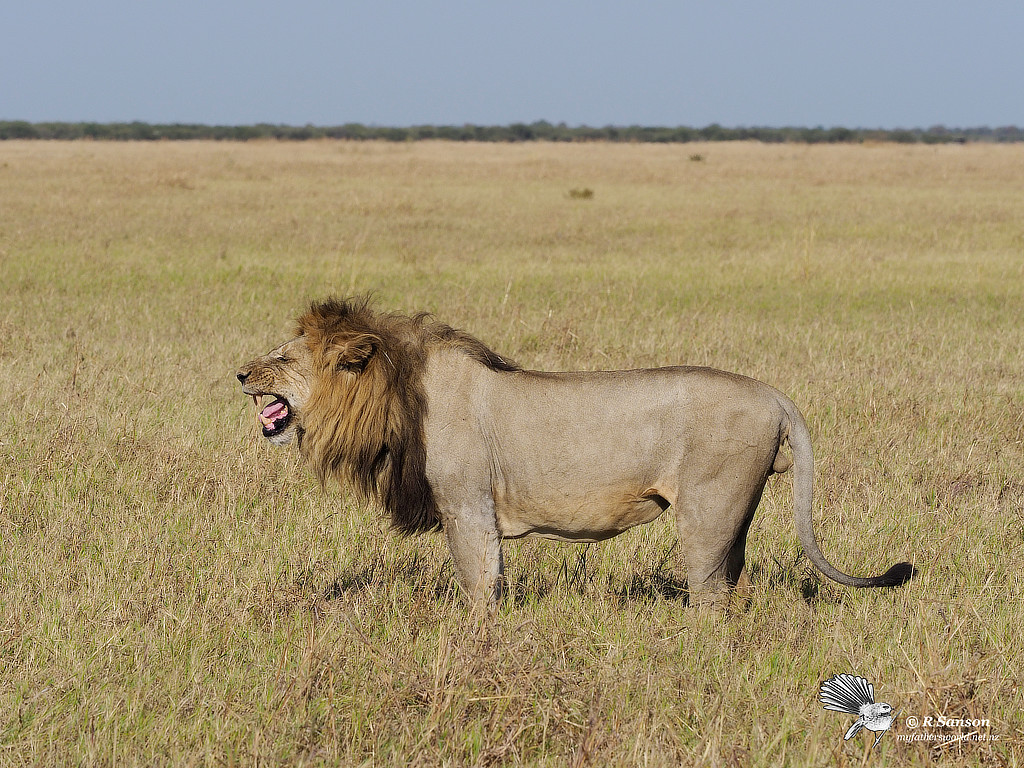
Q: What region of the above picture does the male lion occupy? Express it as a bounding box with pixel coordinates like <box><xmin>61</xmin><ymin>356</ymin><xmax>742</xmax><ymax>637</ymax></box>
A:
<box><xmin>236</xmin><ymin>298</ymin><xmax>914</xmax><ymax>608</ymax></box>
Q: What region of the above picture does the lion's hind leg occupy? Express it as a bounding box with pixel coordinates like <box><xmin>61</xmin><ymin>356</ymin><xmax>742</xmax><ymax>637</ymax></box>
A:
<box><xmin>679</xmin><ymin>527</ymin><xmax>751</xmax><ymax>610</ymax></box>
<box><xmin>674</xmin><ymin>476</ymin><xmax>766</xmax><ymax>611</ymax></box>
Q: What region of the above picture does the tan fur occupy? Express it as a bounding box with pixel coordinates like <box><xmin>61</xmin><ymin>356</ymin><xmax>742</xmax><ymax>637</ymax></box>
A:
<box><xmin>237</xmin><ymin>298</ymin><xmax>914</xmax><ymax>608</ymax></box>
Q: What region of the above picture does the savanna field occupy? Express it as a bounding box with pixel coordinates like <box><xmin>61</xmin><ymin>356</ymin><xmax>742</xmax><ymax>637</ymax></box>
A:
<box><xmin>0</xmin><ymin>140</ymin><xmax>1021</xmax><ymax>766</ymax></box>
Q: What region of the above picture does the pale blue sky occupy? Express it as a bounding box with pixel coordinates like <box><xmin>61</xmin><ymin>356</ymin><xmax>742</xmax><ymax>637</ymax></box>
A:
<box><xmin>3</xmin><ymin>0</ymin><xmax>1022</xmax><ymax>128</ymax></box>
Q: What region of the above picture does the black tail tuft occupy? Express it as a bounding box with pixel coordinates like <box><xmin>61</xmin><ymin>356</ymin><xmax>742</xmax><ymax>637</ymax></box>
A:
<box><xmin>874</xmin><ymin>561</ymin><xmax>917</xmax><ymax>587</ymax></box>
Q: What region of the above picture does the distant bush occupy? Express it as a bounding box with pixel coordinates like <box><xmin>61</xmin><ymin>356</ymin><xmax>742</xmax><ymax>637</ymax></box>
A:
<box><xmin>0</xmin><ymin>121</ymin><xmax>38</xmax><ymax>139</ymax></box>
<box><xmin>2</xmin><ymin>121</ymin><xmax>1021</xmax><ymax>143</ymax></box>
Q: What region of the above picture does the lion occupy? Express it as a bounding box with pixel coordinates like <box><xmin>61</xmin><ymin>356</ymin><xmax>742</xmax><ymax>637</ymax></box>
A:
<box><xmin>236</xmin><ymin>297</ymin><xmax>914</xmax><ymax>608</ymax></box>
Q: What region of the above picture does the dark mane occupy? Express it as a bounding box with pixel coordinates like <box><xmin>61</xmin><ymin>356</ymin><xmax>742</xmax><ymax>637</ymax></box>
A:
<box><xmin>295</xmin><ymin>297</ymin><xmax>517</xmax><ymax>535</ymax></box>
<box><xmin>423</xmin><ymin>320</ymin><xmax>521</xmax><ymax>372</ymax></box>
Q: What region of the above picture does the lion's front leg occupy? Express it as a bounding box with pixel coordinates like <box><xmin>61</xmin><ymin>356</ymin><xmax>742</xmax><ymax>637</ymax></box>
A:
<box><xmin>442</xmin><ymin>503</ymin><xmax>504</xmax><ymax>609</ymax></box>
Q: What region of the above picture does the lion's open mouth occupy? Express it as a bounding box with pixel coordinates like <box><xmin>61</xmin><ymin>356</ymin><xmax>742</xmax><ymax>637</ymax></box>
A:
<box><xmin>253</xmin><ymin>395</ymin><xmax>292</xmax><ymax>437</ymax></box>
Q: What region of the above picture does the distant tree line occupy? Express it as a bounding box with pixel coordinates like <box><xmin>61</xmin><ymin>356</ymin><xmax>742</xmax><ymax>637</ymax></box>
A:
<box><xmin>2</xmin><ymin>120</ymin><xmax>1022</xmax><ymax>143</ymax></box>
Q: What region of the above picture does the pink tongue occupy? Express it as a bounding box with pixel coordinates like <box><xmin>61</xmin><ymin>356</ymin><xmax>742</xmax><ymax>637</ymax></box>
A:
<box><xmin>261</xmin><ymin>401</ymin><xmax>288</xmax><ymax>422</ymax></box>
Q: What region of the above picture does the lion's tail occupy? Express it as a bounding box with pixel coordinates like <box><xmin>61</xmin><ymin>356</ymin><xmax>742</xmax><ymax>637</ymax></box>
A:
<box><xmin>779</xmin><ymin>395</ymin><xmax>915</xmax><ymax>588</ymax></box>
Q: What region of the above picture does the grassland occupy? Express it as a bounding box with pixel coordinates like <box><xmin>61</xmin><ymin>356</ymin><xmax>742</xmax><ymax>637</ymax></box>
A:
<box><xmin>0</xmin><ymin>140</ymin><xmax>1021</xmax><ymax>766</ymax></box>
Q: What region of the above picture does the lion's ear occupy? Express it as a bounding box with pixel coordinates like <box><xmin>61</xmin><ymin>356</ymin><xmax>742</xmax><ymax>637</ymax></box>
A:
<box><xmin>324</xmin><ymin>334</ymin><xmax>376</xmax><ymax>373</ymax></box>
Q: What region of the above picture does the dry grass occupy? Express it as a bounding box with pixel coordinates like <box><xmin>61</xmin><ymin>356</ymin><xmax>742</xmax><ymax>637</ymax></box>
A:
<box><xmin>1</xmin><ymin>140</ymin><xmax>1022</xmax><ymax>766</ymax></box>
